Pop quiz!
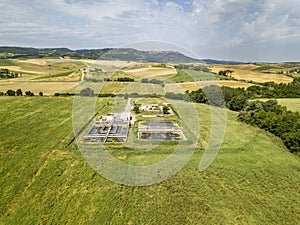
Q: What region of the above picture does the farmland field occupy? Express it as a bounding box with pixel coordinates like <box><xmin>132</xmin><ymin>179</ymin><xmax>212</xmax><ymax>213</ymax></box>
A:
<box><xmin>0</xmin><ymin>59</ymin><xmax>87</xmax><ymax>83</ymax></box>
<box><xmin>119</xmin><ymin>82</ymin><xmax>165</xmax><ymax>95</ymax></box>
<box><xmin>0</xmin><ymin>97</ymin><xmax>299</xmax><ymax>224</ymax></box>
<box><xmin>165</xmin><ymin>80</ymin><xmax>254</xmax><ymax>94</ymax></box>
<box><xmin>98</xmin><ymin>82</ymin><xmax>128</xmax><ymax>94</ymax></box>
<box><xmin>258</xmin><ymin>98</ymin><xmax>300</xmax><ymax>113</ymax></box>
<box><xmin>0</xmin><ymin>59</ymin><xmax>85</xmax><ymax>75</ymax></box>
<box><xmin>123</xmin><ymin>67</ymin><xmax>176</xmax><ymax>78</ymax></box>
<box><xmin>167</xmin><ymin>69</ymin><xmax>215</xmax><ymax>82</ymax></box>
<box><xmin>274</xmin><ymin>98</ymin><xmax>300</xmax><ymax>113</ymax></box>
<box><xmin>96</xmin><ymin>82</ymin><xmax>165</xmax><ymax>95</ymax></box>
<box><xmin>210</xmin><ymin>64</ymin><xmax>293</xmax><ymax>84</ymax></box>
<box><xmin>0</xmin><ymin>82</ymin><xmax>78</xmax><ymax>95</ymax></box>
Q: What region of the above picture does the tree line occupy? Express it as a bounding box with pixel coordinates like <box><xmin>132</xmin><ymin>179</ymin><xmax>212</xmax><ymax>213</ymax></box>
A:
<box><xmin>0</xmin><ymin>68</ymin><xmax>20</xmax><ymax>79</ymax></box>
<box><xmin>187</xmin><ymin>77</ymin><xmax>300</xmax><ymax>108</ymax></box>
<box><xmin>141</xmin><ymin>78</ymin><xmax>164</xmax><ymax>85</ymax></box>
<box><xmin>0</xmin><ymin>89</ymin><xmax>42</xmax><ymax>96</ymax></box>
<box><xmin>239</xmin><ymin>100</ymin><xmax>299</xmax><ymax>153</ymax></box>
<box><xmin>218</xmin><ymin>70</ymin><xmax>234</xmax><ymax>77</ymax></box>
<box><xmin>174</xmin><ymin>64</ymin><xmax>211</xmax><ymax>72</ymax></box>
<box><xmin>184</xmin><ymin>78</ymin><xmax>300</xmax><ymax>153</ymax></box>
<box><xmin>85</xmin><ymin>76</ymin><xmax>134</xmax><ymax>82</ymax></box>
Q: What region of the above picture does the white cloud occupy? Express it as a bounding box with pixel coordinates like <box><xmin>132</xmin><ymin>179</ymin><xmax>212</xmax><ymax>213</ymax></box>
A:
<box><xmin>234</xmin><ymin>0</ymin><xmax>300</xmax><ymax>44</ymax></box>
<box><xmin>0</xmin><ymin>0</ymin><xmax>300</xmax><ymax>61</ymax></box>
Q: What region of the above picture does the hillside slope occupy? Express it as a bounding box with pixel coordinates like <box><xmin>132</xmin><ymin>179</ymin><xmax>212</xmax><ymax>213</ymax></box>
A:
<box><xmin>0</xmin><ymin>46</ymin><xmax>244</xmax><ymax>64</ymax></box>
<box><xmin>0</xmin><ymin>97</ymin><xmax>299</xmax><ymax>225</ymax></box>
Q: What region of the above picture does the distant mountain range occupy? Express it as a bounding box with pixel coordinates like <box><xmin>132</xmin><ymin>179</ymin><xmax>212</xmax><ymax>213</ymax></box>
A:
<box><xmin>0</xmin><ymin>46</ymin><xmax>244</xmax><ymax>64</ymax></box>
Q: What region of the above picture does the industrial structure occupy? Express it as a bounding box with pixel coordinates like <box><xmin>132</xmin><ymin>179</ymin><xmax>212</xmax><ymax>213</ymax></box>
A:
<box><xmin>83</xmin><ymin>112</ymin><xmax>131</xmax><ymax>143</ymax></box>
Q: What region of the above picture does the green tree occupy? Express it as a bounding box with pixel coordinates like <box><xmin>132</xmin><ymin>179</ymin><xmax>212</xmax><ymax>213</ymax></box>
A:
<box><xmin>189</xmin><ymin>89</ymin><xmax>207</xmax><ymax>103</ymax></box>
<box><xmin>80</xmin><ymin>87</ymin><xmax>94</xmax><ymax>96</ymax></box>
<box><xmin>6</xmin><ymin>89</ymin><xmax>15</xmax><ymax>96</ymax></box>
<box><xmin>227</xmin><ymin>94</ymin><xmax>248</xmax><ymax>111</ymax></box>
<box><xmin>202</xmin><ymin>85</ymin><xmax>225</xmax><ymax>107</ymax></box>
<box><xmin>25</xmin><ymin>91</ymin><xmax>34</xmax><ymax>96</ymax></box>
<box><xmin>133</xmin><ymin>104</ymin><xmax>140</xmax><ymax>114</ymax></box>
<box><xmin>16</xmin><ymin>89</ymin><xmax>23</xmax><ymax>96</ymax></box>
<box><xmin>39</xmin><ymin>92</ymin><xmax>43</xmax><ymax>96</ymax></box>
<box><xmin>238</xmin><ymin>99</ymin><xmax>300</xmax><ymax>153</ymax></box>
<box><xmin>219</xmin><ymin>70</ymin><xmax>234</xmax><ymax>77</ymax></box>
<box><xmin>282</xmin><ymin>132</ymin><xmax>300</xmax><ymax>153</ymax></box>
<box><xmin>262</xmin><ymin>100</ymin><xmax>280</xmax><ymax>113</ymax></box>
<box><xmin>163</xmin><ymin>105</ymin><xmax>169</xmax><ymax>114</ymax></box>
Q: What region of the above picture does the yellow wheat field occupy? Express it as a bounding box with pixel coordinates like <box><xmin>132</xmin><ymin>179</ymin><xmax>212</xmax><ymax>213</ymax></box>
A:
<box><xmin>165</xmin><ymin>80</ymin><xmax>254</xmax><ymax>94</ymax></box>
<box><xmin>0</xmin><ymin>82</ymin><xmax>78</xmax><ymax>95</ymax></box>
<box><xmin>123</xmin><ymin>67</ymin><xmax>176</xmax><ymax>78</ymax></box>
<box><xmin>210</xmin><ymin>64</ymin><xmax>292</xmax><ymax>84</ymax></box>
<box><xmin>0</xmin><ymin>66</ymin><xmax>41</xmax><ymax>74</ymax></box>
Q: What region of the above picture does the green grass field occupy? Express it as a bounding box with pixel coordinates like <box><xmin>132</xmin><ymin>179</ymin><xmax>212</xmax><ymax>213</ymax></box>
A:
<box><xmin>33</xmin><ymin>71</ymin><xmax>76</xmax><ymax>80</ymax></box>
<box><xmin>119</xmin><ymin>82</ymin><xmax>165</xmax><ymax>95</ymax></box>
<box><xmin>252</xmin><ymin>64</ymin><xmax>279</xmax><ymax>72</ymax></box>
<box><xmin>276</xmin><ymin>98</ymin><xmax>300</xmax><ymax>112</ymax></box>
<box><xmin>0</xmin><ymin>96</ymin><xmax>299</xmax><ymax>224</ymax></box>
<box><xmin>168</xmin><ymin>69</ymin><xmax>216</xmax><ymax>83</ymax></box>
<box><xmin>0</xmin><ymin>59</ymin><xmax>86</xmax><ymax>78</ymax></box>
<box><xmin>259</xmin><ymin>98</ymin><xmax>300</xmax><ymax>113</ymax></box>
<box><xmin>0</xmin><ymin>59</ymin><xmax>16</xmax><ymax>66</ymax></box>
<box><xmin>168</xmin><ymin>69</ymin><xmax>194</xmax><ymax>82</ymax></box>
<box><xmin>110</xmin><ymin>71</ymin><xmax>135</xmax><ymax>80</ymax></box>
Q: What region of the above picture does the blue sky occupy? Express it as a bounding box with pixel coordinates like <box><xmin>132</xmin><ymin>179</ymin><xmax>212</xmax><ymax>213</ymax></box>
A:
<box><xmin>1</xmin><ymin>0</ymin><xmax>300</xmax><ymax>62</ymax></box>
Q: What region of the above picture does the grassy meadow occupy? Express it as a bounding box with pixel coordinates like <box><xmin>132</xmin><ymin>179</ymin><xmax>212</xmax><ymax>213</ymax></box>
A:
<box><xmin>272</xmin><ymin>98</ymin><xmax>300</xmax><ymax>113</ymax></box>
<box><xmin>258</xmin><ymin>98</ymin><xmax>300</xmax><ymax>113</ymax></box>
<box><xmin>0</xmin><ymin>96</ymin><xmax>299</xmax><ymax>224</ymax></box>
<box><xmin>166</xmin><ymin>69</ymin><xmax>215</xmax><ymax>83</ymax></box>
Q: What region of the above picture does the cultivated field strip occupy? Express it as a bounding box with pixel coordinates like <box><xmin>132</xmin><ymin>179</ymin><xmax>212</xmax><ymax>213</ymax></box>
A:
<box><xmin>210</xmin><ymin>64</ymin><xmax>293</xmax><ymax>84</ymax></box>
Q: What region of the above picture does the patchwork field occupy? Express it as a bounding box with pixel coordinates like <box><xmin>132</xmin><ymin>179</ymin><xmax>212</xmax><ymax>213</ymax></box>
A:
<box><xmin>0</xmin><ymin>59</ymin><xmax>87</xmax><ymax>83</ymax></box>
<box><xmin>14</xmin><ymin>59</ymin><xmax>134</xmax><ymax>69</ymax></box>
<box><xmin>167</xmin><ymin>70</ymin><xmax>215</xmax><ymax>82</ymax></box>
<box><xmin>88</xmin><ymin>59</ymin><xmax>135</xmax><ymax>68</ymax></box>
<box><xmin>0</xmin><ymin>82</ymin><xmax>78</xmax><ymax>95</ymax></box>
<box><xmin>0</xmin><ymin>59</ymin><xmax>85</xmax><ymax>75</ymax></box>
<box><xmin>123</xmin><ymin>67</ymin><xmax>177</xmax><ymax>78</ymax></box>
<box><xmin>0</xmin><ymin>66</ymin><xmax>41</xmax><ymax>75</ymax></box>
<box><xmin>0</xmin><ymin>97</ymin><xmax>299</xmax><ymax>224</ymax></box>
<box><xmin>119</xmin><ymin>82</ymin><xmax>165</xmax><ymax>95</ymax></box>
<box><xmin>210</xmin><ymin>64</ymin><xmax>293</xmax><ymax>84</ymax></box>
<box><xmin>166</xmin><ymin>80</ymin><xmax>254</xmax><ymax>94</ymax></box>
<box><xmin>97</xmin><ymin>82</ymin><xmax>165</xmax><ymax>95</ymax></box>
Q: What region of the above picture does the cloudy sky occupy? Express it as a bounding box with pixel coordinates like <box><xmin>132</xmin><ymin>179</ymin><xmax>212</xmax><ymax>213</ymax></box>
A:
<box><xmin>1</xmin><ymin>0</ymin><xmax>300</xmax><ymax>62</ymax></box>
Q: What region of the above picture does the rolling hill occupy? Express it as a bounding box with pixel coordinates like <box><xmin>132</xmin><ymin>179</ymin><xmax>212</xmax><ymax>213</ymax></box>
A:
<box><xmin>0</xmin><ymin>96</ymin><xmax>299</xmax><ymax>224</ymax></box>
<box><xmin>0</xmin><ymin>46</ymin><xmax>244</xmax><ymax>64</ymax></box>
<box><xmin>0</xmin><ymin>49</ymin><xmax>299</xmax><ymax>224</ymax></box>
